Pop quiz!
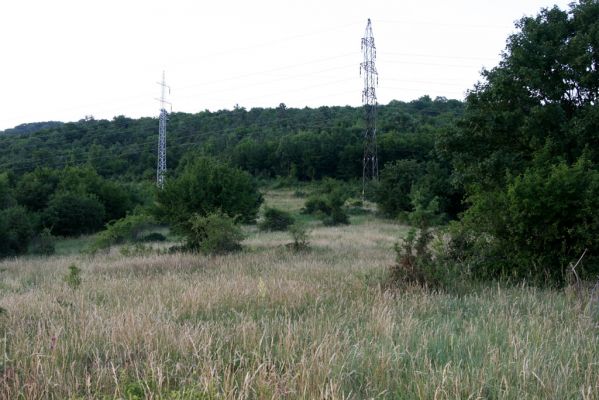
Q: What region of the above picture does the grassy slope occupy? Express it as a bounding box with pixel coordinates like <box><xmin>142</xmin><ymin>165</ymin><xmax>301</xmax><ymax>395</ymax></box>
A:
<box><xmin>0</xmin><ymin>190</ymin><xmax>598</xmax><ymax>399</ymax></box>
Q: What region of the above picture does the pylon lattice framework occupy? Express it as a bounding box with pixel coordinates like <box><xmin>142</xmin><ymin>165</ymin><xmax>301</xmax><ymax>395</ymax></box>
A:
<box><xmin>360</xmin><ymin>18</ymin><xmax>378</xmax><ymax>196</ymax></box>
<box><xmin>157</xmin><ymin>71</ymin><xmax>170</xmax><ymax>189</ymax></box>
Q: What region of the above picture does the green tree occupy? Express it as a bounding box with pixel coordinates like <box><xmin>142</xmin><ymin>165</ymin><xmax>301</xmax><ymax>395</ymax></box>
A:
<box><xmin>154</xmin><ymin>156</ymin><xmax>262</xmax><ymax>229</ymax></box>
<box><xmin>44</xmin><ymin>192</ymin><xmax>106</xmax><ymax>236</ymax></box>
<box><xmin>15</xmin><ymin>168</ymin><xmax>60</xmax><ymax>212</ymax></box>
<box><xmin>439</xmin><ymin>1</ymin><xmax>599</xmax><ymax>283</ymax></box>
<box><xmin>375</xmin><ymin>159</ymin><xmax>423</xmax><ymax>217</ymax></box>
<box><xmin>0</xmin><ymin>206</ymin><xmax>34</xmax><ymax>257</ymax></box>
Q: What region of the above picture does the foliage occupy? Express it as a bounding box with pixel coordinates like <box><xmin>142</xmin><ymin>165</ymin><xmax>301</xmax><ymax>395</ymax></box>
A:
<box><xmin>29</xmin><ymin>228</ymin><xmax>56</xmax><ymax>256</ymax></box>
<box><xmin>0</xmin><ymin>206</ymin><xmax>34</xmax><ymax>257</ymax></box>
<box><xmin>390</xmin><ymin>227</ymin><xmax>464</xmax><ymax>291</ymax></box>
<box><xmin>288</xmin><ymin>221</ymin><xmax>311</xmax><ymax>251</ymax></box>
<box><xmin>154</xmin><ymin>156</ymin><xmax>262</xmax><ymax>229</ymax></box>
<box><xmin>407</xmin><ymin>187</ymin><xmax>445</xmax><ymax>227</ymax></box>
<box><xmin>321</xmin><ymin>206</ymin><xmax>349</xmax><ymax>226</ymax></box>
<box><xmin>376</xmin><ymin>159</ymin><xmax>422</xmax><ymax>217</ymax></box>
<box><xmin>4</xmin><ymin>165</ymin><xmax>140</xmax><ymax>242</ymax></box>
<box><xmin>183</xmin><ymin>211</ymin><xmax>243</xmax><ymax>254</ymax></box>
<box><xmin>43</xmin><ymin>191</ymin><xmax>105</xmax><ymax>236</ymax></box>
<box><xmin>438</xmin><ymin>1</ymin><xmax>599</xmax><ymax>284</ymax></box>
<box><xmin>461</xmin><ymin>157</ymin><xmax>599</xmax><ymax>283</ymax></box>
<box><xmin>302</xmin><ymin>181</ymin><xmax>350</xmax><ymax>226</ymax></box>
<box><xmin>259</xmin><ymin>207</ymin><xmax>295</xmax><ymax>231</ymax></box>
<box><xmin>64</xmin><ymin>264</ymin><xmax>82</xmax><ymax>290</ymax></box>
<box><xmin>375</xmin><ymin>160</ymin><xmax>460</xmax><ymax>222</ymax></box>
<box><xmin>302</xmin><ymin>196</ymin><xmax>331</xmax><ymax>215</ymax></box>
<box><xmin>89</xmin><ymin>213</ymin><xmax>156</xmax><ymax>253</ymax></box>
<box><xmin>140</xmin><ymin>232</ymin><xmax>167</xmax><ymax>242</ymax></box>
<box><xmin>0</xmin><ymin>99</ymin><xmax>463</xmax><ymax>181</ymax></box>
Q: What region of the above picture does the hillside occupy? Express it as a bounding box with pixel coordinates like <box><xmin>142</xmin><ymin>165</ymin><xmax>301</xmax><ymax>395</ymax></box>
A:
<box><xmin>0</xmin><ymin>97</ymin><xmax>463</xmax><ymax>181</ymax></box>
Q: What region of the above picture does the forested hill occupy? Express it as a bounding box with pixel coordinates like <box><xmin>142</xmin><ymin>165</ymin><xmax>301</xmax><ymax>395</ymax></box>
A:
<box><xmin>0</xmin><ymin>121</ymin><xmax>64</xmax><ymax>136</ymax></box>
<box><xmin>0</xmin><ymin>96</ymin><xmax>463</xmax><ymax>181</ymax></box>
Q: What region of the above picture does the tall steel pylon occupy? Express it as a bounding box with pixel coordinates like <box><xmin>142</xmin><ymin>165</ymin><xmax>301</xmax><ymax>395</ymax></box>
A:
<box><xmin>156</xmin><ymin>71</ymin><xmax>170</xmax><ymax>189</ymax></box>
<box><xmin>360</xmin><ymin>18</ymin><xmax>378</xmax><ymax>198</ymax></box>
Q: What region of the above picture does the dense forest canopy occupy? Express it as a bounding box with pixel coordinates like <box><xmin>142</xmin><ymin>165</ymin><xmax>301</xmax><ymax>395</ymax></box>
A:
<box><xmin>0</xmin><ymin>97</ymin><xmax>463</xmax><ymax>181</ymax></box>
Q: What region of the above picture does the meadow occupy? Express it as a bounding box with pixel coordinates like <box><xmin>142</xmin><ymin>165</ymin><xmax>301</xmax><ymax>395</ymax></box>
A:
<box><xmin>0</xmin><ymin>190</ymin><xmax>598</xmax><ymax>399</ymax></box>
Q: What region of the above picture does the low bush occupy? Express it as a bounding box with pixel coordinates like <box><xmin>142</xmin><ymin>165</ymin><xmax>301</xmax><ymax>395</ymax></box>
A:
<box><xmin>458</xmin><ymin>157</ymin><xmax>599</xmax><ymax>284</ymax></box>
<box><xmin>0</xmin><ymin>206</ymin><xmax>35</xmax><ymax>257</ymax></box>
<box><xmin>29</xmin><ymin>228</ymin><xmax>56</xmax><ymax>256</ymax></box>
<box><xmin>302</xmin><ymin>189</ymin><xmax>349</xmax><ymax>227</ymax></box>
<box><xmin>89</xmin><ymin>214</ymin><xmax>155</xmax><ymax>253</ymax></box>
<box><xmin>259</xmin><ymin>207</ymin><xmax>295</xmax><ymax>231</ymax></box>
<box><xmin>140</xmin><ymin>232</ymin><xmax>167</xmax><ymax>242</ymax></box>
<box><xmin>287</xmin><ymin>222</ymin><xmax>311</xmax><ymax>251</ymax></box>
<box><xmin>64</xmin><ymin>264</ymin><xmax>82</xmax><ymax>290</ymax></box>
<box><xmin>302</xmin><ymin>196</ymin><xmax>331</xmax><ymax>215</ymax></box>
<box><xmin>389</xmin><ymin>226</ymin><xmax>466</xmax><ymax>292</ymax></box>
<box><xmin>184</xmin><ymin>211</ymin><xmax>243</xmax><ymax>254</ymax></box>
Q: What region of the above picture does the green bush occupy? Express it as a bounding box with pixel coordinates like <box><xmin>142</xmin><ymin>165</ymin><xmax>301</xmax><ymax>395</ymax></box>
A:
<box><xmin>322</xmin><ymin>207</ymin><xmax>349</xmax><ymax>226</ymax></box>
<box><xmin>29</xmin><ymin>228</ymin><xmax>56</xmax><ymax>256</ymax></box>
<box><xmin>288</xmin><ymin>221</ymin><xmax>311</xmax><ymax>251</ymax></box>
<box><xmin>459</xmin><ymin>158</ymin><xmax>599</xmax><ymax>284</ymax></box>
<box><xmin>140</xmin><ymin>232</ymin><xmax>166</xmax><ymax>242</ymax></box>
<box><xmin>375</xmin><ymin>159</ymin><xmax>422</xmax><ymax>217</ymax></box>
<box><xmin>89</xmin><ymin>213</ymin><xmax>155</xmax><ymax>252</ymax></box>
<box><xmin>302</xmin><ymin>196</ymin><xmax>331</xmax><ymax>215</ymax></box>
<box><xmin>183</xmin><ymin>211</ymin><xmax>243</xmax><ymax>254</ymax></box>
<box><xmin>259</xmin><ymin>207</ymin><xmax>295</xmax><ymax>231</ymax></box>
<box><xmin>0</xmin><ymin>206</ymin><xmax>35</xmax><ymax>257</ymax></box>
<box><xmin>376</xmin><ymin>160</ymin><xmax>459</xmax><ymax>222</ymax></box>
<box><xmin>64</xmin><ymin>264</ymin><xmax>82</xmax><ymax>290</ymax></box>
<box><xmin>302</xmin><ymin>190</ymin><xmax>349</xmax><ymax>227</ymax></box>
<box><xmin>44</xmin><ymin>191</ymin><xmax>105</xmax><ymax>236</ymax></box>
<box><xmin>154</xmin><ymin>156</ymin><xmax>262</xmax><ymax>227</ymax></box>
<box><xmin>390</xmin><ymin>227</ymin><xmax>465</xmax><ymax>291</ymax></box>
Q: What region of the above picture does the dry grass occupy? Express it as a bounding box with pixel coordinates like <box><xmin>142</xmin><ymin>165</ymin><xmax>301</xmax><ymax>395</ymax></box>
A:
<box><xmin>0</xmin><ymin>192</ymin><xmax>598</xmax><ymax>399</ymax></box>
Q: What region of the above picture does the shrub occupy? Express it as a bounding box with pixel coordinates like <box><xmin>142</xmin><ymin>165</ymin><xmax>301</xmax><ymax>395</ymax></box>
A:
<box><xmin>154</xmin><ymin>156</ymin><xmax>262</xmax><ymax>227</ymax></box>
<box><xmin>259</xmin><ymin>207</ymin><xmax>295</xmax><ymax>231</ymax></box>
<box><xmin>302</xmin><ymin>190</ymin><xmax>349</xmax><ymax>227</ymax></box>
<box><xmin>376</xmin><ymin>160</ymin><xmax>459</xmax><ymax>221</ymax></box>
<box><xmin>460</xmin><ymin>158</ymin><xmax>599</xmax><ymax>284</ymax></box>
<box><xmin>389</xmin><ymin>227</ymin><xmax>465</xmax><ymax>291</ymax></box>
<box><xmin>288</xmin><ymin>222</ymin><xmax>311</xmax><ymax>251</ymax></box>
<box><xmin>375</xmin><ymin>159</ymin><xmax>422</xmax><ymax>217</ymax></box>
<box><xmin>89</xmin><ymin>214</ymin><xmax>155</xmax><ymax>252</ymax></box>
<box><xmin>322</xmin><ymin>207</ymin><xmax>349</xmax><ymax>226</ymax></box>
<box><xmin>301</xmin><ymin>196</ymin><xmax>331</xmax><ymax>215</ymax></box>
<box><xmin>183</xmin><ymin>211</ymin><xmax>243</xmax><ymax>254</ymax></box>
<box><xmin>29</xmin><ymin>228</ymin><xmax>56</xmax><ymax>256</ymax></box>
<box><xmin>64</xmin><ymin>264</ymin><xmax>82</xmax><ymax>290</ymax></box>
<box><xmin>407</xmin><ymin>187</ymin><xmax>446</xmax><ymax>227</ymax></box>
<box><xmin>140</xmin><ymin>232</ymin><xmax>166</xmax><ymax>242</ymax></box>
<box><xmin>0</xmin><ymin>206</ymin><xmax>35</xmax><ymax>257</ymax></box>
<box><xmin>44</xmin><ymin>191</ymin><xmax>105</xmax><ymax>236</ymax></box>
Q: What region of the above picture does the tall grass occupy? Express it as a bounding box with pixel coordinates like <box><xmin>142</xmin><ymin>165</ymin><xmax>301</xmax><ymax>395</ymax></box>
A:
<box><xmin>0</xmin><ymin>206</ymin><xmax>598</xmax><ymax>398</ymax></box>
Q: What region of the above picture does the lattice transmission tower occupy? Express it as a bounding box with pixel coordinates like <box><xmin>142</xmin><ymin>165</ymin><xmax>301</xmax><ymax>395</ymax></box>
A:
<box><xmin>360</xmin><ymin>18</ymin><xmax>379</xmax><ymax>197</ymax></box>
<box><xmin>156</xmin><ymin>71</ymin><xmax>170</xmax><ymax>189</ymax></box>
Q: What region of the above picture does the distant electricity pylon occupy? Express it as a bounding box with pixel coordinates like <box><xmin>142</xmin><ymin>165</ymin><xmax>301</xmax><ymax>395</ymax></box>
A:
<box><xmin>360</xmin><ymin>18</ymin><xmax>379</xmax><ymax>198</ymax></box>
<box><xmin>156</xmin><ymin>71</ymin><xmax>171</xmax><ymax>189</ymax></box>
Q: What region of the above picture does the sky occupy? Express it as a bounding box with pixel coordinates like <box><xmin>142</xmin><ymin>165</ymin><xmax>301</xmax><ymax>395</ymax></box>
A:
<box><xmin>0</xmin><ymin>0</ymin><xmax>573</xmax><ymax>131</ymax></box>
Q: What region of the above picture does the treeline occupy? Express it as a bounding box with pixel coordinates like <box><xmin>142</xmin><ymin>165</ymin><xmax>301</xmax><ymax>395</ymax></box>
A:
<box><xmin>0</xmin><ymin>166</ymin><xmax>148</xmax><ymax>256</ymax></box>
<box><xmin>0</xmin><ymin>97</ymin><xmax>463</xmax><ymax>181</ymax></box>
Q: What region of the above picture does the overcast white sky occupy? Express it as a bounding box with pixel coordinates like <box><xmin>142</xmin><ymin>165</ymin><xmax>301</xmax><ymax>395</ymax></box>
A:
<box><xmin>0</xmin><ymin>0</ymin><xmax>572</xmax><ymax>130</ymax></box>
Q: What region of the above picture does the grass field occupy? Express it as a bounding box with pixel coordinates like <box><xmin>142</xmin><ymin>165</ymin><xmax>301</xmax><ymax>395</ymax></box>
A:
<box><xmin>0</xmin><ymin>191</ymin><xmax>598</xmax><ymax>399</ymax></box>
